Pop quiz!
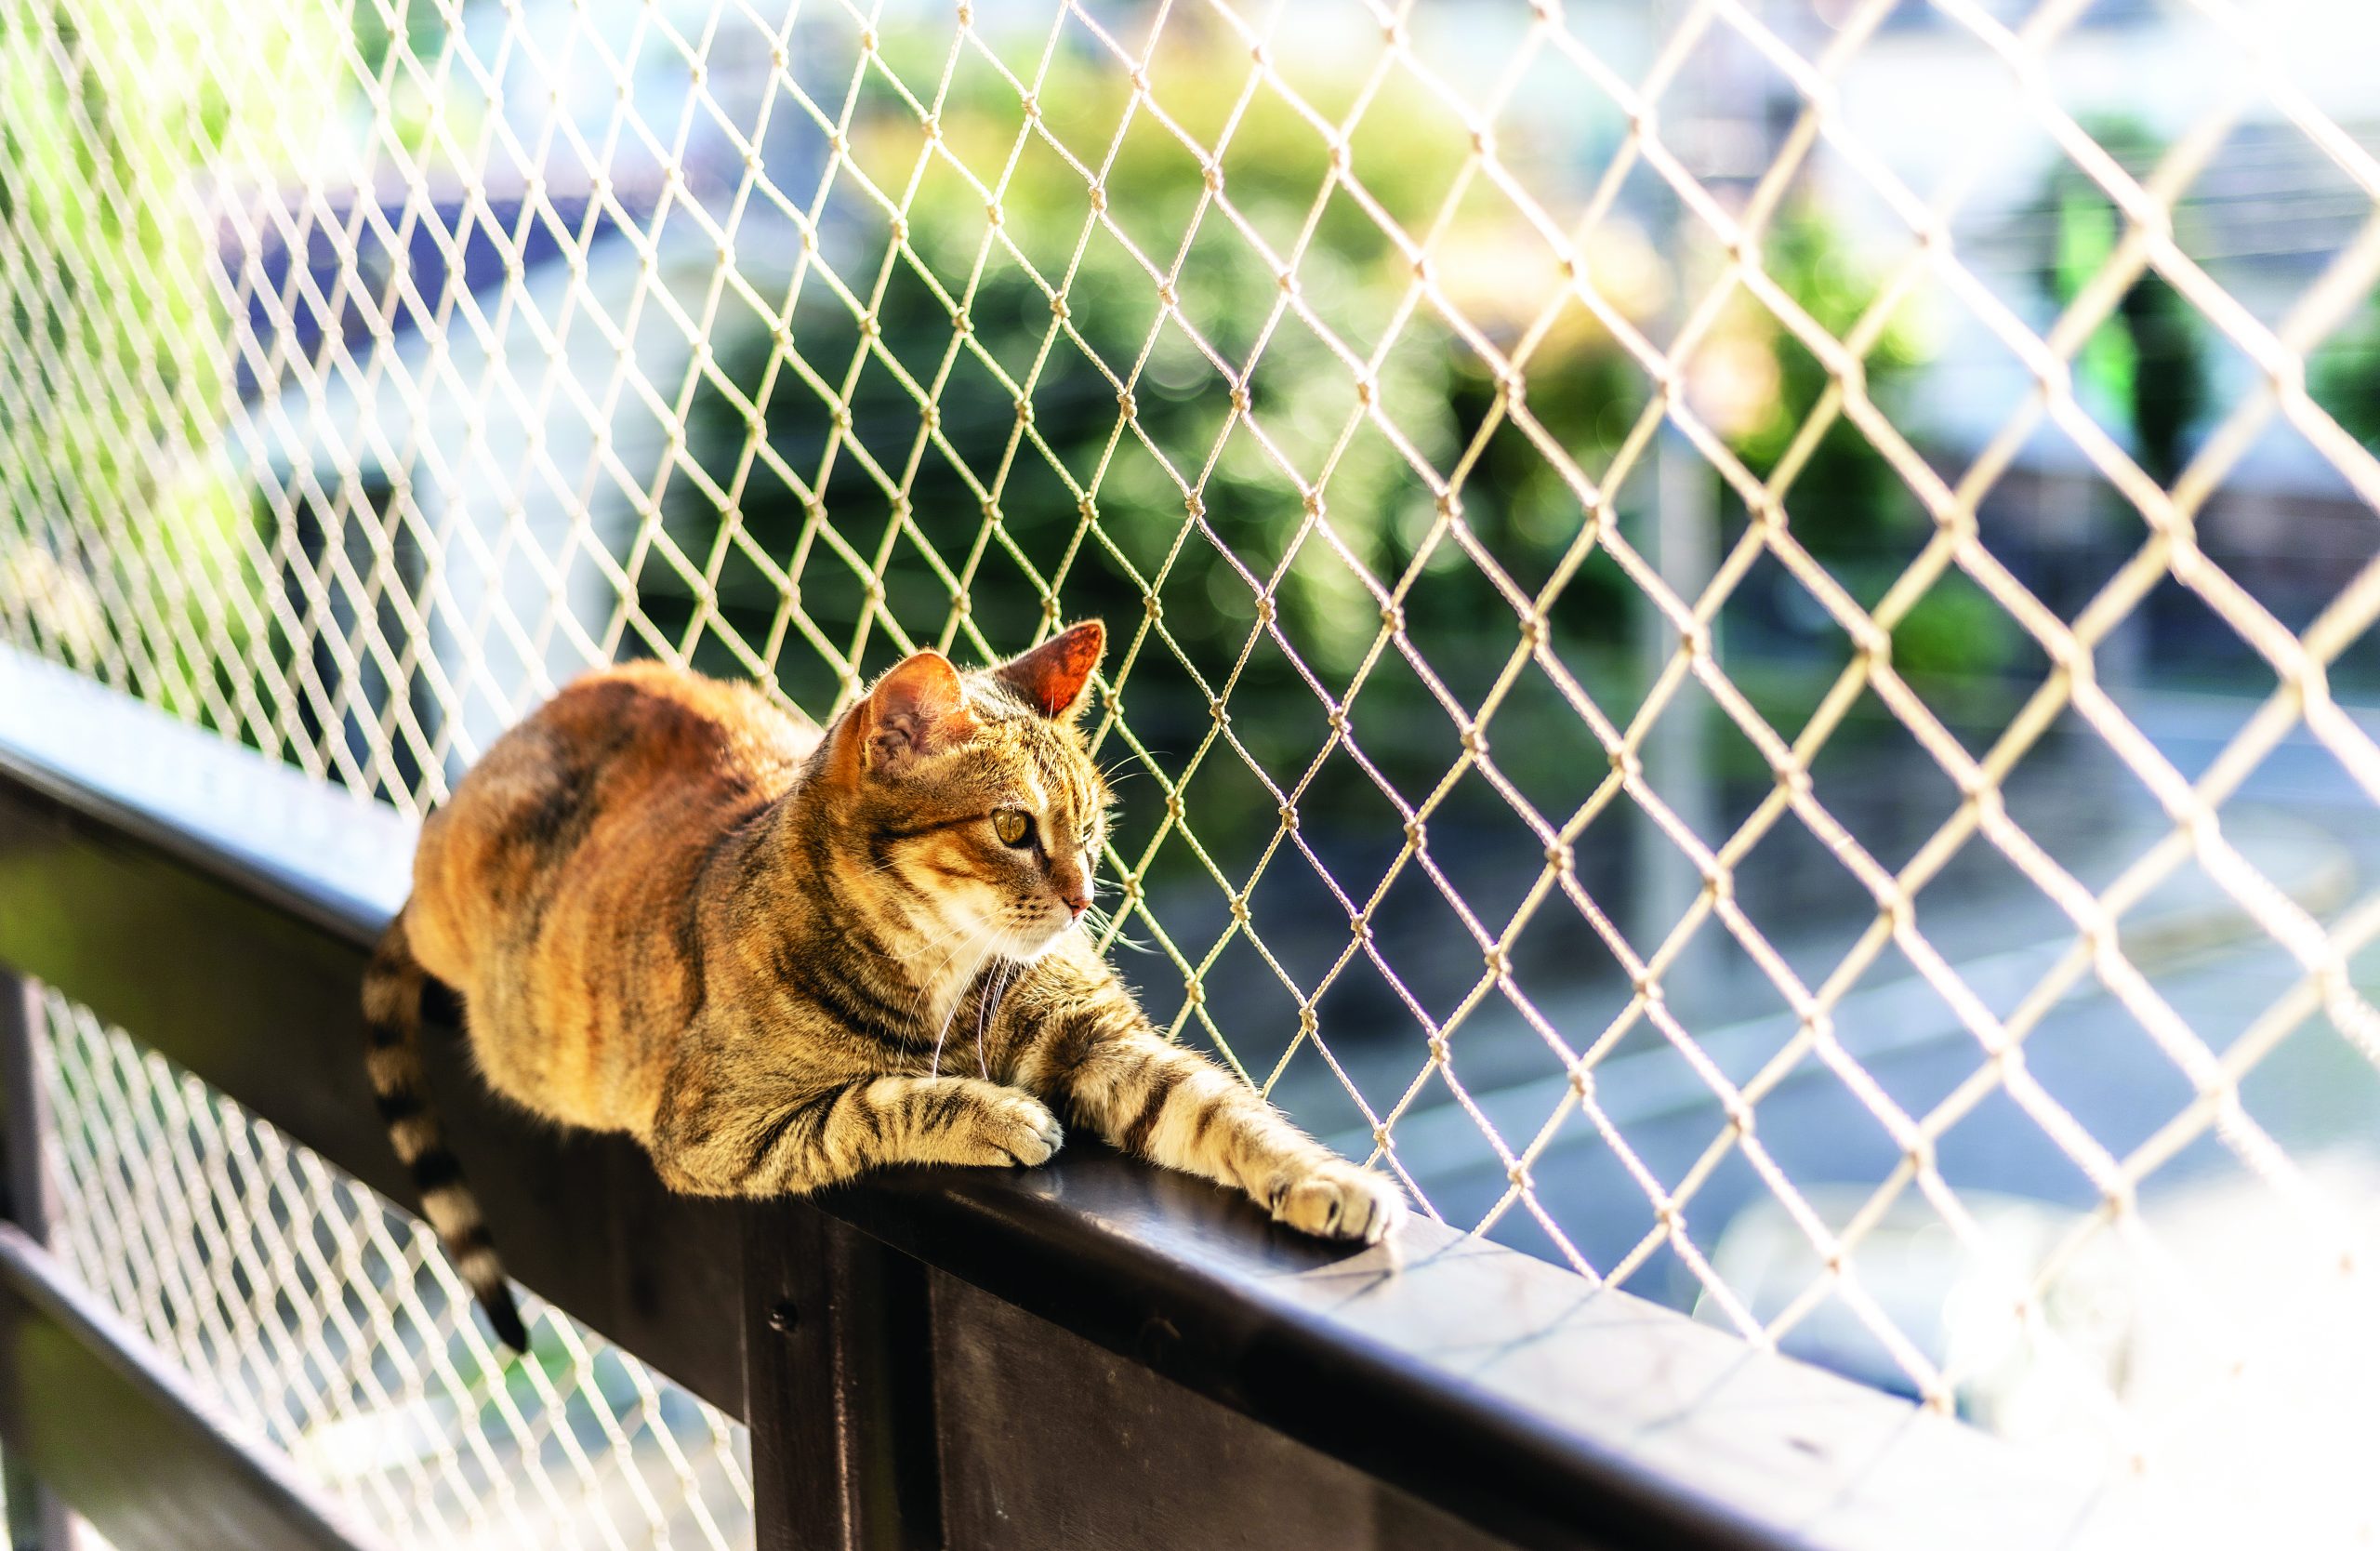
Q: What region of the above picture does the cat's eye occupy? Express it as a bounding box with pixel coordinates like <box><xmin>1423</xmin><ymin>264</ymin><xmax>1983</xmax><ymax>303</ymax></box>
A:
<box><xmin>992</xmin><ymin>809</ymin><xmax>1033</xmax><ymax>848</ymax></box>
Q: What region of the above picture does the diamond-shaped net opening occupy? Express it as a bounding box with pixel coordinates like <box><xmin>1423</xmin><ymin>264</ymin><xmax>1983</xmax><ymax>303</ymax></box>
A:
<box><xmin>9</xmin><ymin>0</ymin><xmax>2380</xmax><ymax>1537</ymax></box>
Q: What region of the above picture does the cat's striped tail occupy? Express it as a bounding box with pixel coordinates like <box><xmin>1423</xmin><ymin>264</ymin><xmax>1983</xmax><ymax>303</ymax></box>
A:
<box><xmin>363</xmin><ymin>910</ymin><xmax>530</xmax><ymax>1352</ymax></box>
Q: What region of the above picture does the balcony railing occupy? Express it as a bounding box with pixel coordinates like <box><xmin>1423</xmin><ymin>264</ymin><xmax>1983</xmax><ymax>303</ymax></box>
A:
<box><xmin>0</xmin><ymin>635</ymin><xmax>2113</xmax><ymax>1549</ymax></box>
<box><xmin>7</xmin><ymin>0</ymin><xmax>2380</xmax><ymax>1544</ymax></box>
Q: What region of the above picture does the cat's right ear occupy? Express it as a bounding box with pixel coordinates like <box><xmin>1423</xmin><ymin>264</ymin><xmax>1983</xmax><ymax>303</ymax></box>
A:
<box><xmin>993</xmin><ymin>619</ymin><xmax>1104</xmax><ymax>721</ymax></box>
<box><xmin>856</xmin><ymin>651</ymin><xmax>973</xmax><ymax>776</ymax></box>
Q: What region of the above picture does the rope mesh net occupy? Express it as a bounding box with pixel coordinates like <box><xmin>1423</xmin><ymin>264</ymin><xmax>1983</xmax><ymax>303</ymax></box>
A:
<box><xmin>30</xmin><ymin>988</ymin><xmax>755</xmax><ymax>1551</ymax></box>
<box><xmin>6</xmin><ymin>0</ymin><xmax>2380</xmax><ymax>1538</ymax></box>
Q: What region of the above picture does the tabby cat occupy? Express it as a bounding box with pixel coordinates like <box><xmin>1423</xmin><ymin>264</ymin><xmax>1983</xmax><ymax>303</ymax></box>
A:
<box><xmin>363</xmin><ymin>621</ymin><xmax>1403</xmax><ymax>1346</ymax></box>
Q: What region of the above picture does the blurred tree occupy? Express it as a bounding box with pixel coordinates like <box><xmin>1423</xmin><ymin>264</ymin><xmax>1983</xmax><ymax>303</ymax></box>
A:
<box><xmin>2311</xmin><ymin>266</ymin><xmax>2380</xmax><ymax>457</ymax></box>
<box><xmin>2021</xmin><ymin>119</ymin><xmax>2212</xmax><ymax>690</ymax></box>
<box><xmin>0</xmin><ymin>0</ymin><xmax>337</xmax><ymax>728</ymax></box>
<box><xmin>1720</xmin><ymin>203</ymin><xmax>2012</xmax><ymax>683</ymax></box>
<box><xmin>667</xmin><ymin>25</ymin><xmax>1976</xmax><ymax>901</ymax></box>
<box><xmin>2041</xmin><ymin>117</ymin><xmax>2209</xmax><ymax>489</ymax></box>
<box><xmin>668</xmin><ymin>34</ymin><xmax>1646</xmax><ymax>857</ymax></box>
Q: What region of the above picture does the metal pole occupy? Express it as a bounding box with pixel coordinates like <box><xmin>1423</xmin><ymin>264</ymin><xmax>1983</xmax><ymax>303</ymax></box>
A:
<box><xmin>1631</xmin><ymin>3</ymin><xmax>1726</xmax><ymax>1017</ymax></box>
<box><xmin>1633</xmin><ymin>432</ymin><xmax>1722</xmax><ymax>1015</ymax></box>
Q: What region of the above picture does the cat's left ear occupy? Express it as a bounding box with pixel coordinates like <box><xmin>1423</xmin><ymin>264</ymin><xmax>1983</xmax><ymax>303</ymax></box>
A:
<box><xmin>994</xmin><ymin>620</ymin><xmax>1105</xmax><ymax>721</ymax></box>
<box><xmin>861</xmin><ymin>651</ymin><xmax>975</xmax><ymax>776</ymax></box>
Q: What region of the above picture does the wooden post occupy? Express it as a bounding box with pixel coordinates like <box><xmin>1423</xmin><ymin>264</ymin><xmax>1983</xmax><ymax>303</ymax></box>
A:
<box><xmin>0</xmin><ymin>974</ymin><xmax>79</xmax><ymax>1551</ymax></box>
<box><xmin>742</xmin><ymin>1196</ymin><xmax>942</xmax><ymax>1551</ymax></box>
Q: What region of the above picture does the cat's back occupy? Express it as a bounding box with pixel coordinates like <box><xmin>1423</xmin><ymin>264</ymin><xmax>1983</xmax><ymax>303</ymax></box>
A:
<box><xmin>520</xmin><ymin>660</ymin><xmax>816</xmax><ymax>794</ymax></box>
<box><xmin>408</xmin><ymin>661</ymin><xmax>815</xmax><ymax>989</ymax></box>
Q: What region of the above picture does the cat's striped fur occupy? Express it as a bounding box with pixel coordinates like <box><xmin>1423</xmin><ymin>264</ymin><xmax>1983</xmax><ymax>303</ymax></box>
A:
<box><xmin>363</xmin><ymin>622</ymin><xmax>1403</xmax><ymax>1346</ymax></box>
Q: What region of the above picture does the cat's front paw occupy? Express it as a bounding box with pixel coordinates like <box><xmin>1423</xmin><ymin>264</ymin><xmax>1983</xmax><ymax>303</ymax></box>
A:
<box><xmin>967</xmin><ymin>1091</ymin><xmax>1064</xmax><ymax>1168</ymax></box>
<box><xmin>1266</xmin><ymin>1158</ymin><xmax>1406</xmax><ymax>1245</ymax></box>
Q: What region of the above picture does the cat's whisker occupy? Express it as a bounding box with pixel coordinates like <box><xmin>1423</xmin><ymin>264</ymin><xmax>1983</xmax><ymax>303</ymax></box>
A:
<box><xmin>894</xmin><ymin>912</ymin><xmax>990</xmax><ymax>1057</ymax></box>
<box><xmin>917</xmin><ymin>918</ymin><xmax>989</xmax><ymax>1009</ymax></box>
<box><xmin>896</xmin><ymin>917</ymin><xmax>976</xmax><ymax>998</ymax></box>
<box><xmin>973</xmin><ymin>955</ymin><xmax>1014</xmax><ymax>1082</ymax></box>
<box><xmin>925</xmin><ymin>919</ymin><xmax>997</xmax><ymax>1079</ymax></box>
<box><xmin>1081</xmin><ymin>904</ymin><xmax>1152</xmax><ymax>954</ymax></box>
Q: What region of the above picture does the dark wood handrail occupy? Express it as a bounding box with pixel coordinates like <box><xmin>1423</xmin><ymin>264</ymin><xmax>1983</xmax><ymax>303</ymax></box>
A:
<box><xmin>0</xmin><ymin>645</ymin><xmax>2131</xmax><ymax>1551</ymax></box>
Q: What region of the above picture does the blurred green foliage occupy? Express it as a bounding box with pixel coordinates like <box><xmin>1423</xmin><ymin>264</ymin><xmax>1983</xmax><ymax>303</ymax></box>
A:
<box><xmin>2041</xmin><ymin>117</ymin><xmax>2209</xmax><ymax>489</ymax></box>
<box><xmin>1720</xmin><ymin>208</ymin><xmax>2015</xmax><ymax>685</ymax></box>
<box><xmin>0</xmin><ymin>1</ymin><xmax>337</xmax><ymax>729</ymax></box>
<box><xmin>660</xmin><ymin>30</ymin><xmax>1989</xmax><ymax>891</ymax></box>
<box><xmin>2313</xmin><ymin>275</ymin><xmax>2380</xmax><ymax>458</ymax></box>
<box><xmin>0</xmin><ymin>6</ymin><xmax>2003</xmax><ymax>902</ymax></box>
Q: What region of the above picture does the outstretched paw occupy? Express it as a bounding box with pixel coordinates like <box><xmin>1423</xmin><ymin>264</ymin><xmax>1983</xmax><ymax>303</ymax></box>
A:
<box><xmin>1266</xmin><ymin>1158</ymin><xmax>1406</xmax><ymax>1244</ymax></box>
<box><xmin>966</xmin><ymin>1090</ymin><xmax>1065</xmax><ymax>1168</ymax></box>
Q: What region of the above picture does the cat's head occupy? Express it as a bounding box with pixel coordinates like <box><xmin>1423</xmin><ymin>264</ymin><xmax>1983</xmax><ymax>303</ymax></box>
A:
<box><xmin>827</xmin><ymin>620</ymin><xmax>1112</xmax><ymax>964</ymax></box>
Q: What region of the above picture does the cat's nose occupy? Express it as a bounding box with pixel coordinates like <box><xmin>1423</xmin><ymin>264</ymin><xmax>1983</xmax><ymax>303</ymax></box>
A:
<box><xmin>1052</xmin><ymin>863</ymin><xmax>1091</xmax><ymax>918</ymax></box>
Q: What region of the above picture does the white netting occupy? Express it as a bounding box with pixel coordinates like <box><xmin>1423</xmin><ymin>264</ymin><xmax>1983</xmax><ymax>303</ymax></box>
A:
<box><xmin>32</xmin><ymin>988</ymin><xmax>755</xmax><ymax>1551</ymax></box>
<box><xmin>7</xmin><ymin>0</ymin><xmax>2380</xmax><ymax>1537</ymax></box>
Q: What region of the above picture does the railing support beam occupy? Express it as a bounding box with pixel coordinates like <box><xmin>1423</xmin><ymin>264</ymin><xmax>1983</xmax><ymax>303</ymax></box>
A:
<box><xmin>0</xmin><ymin>973</ymin><xmax>77</xmax><ymax>1551</ymax></box>
<box><xmin>744</xmin><ymin>1198</ymin><xmax>944</xmax><ymax>1551</ymax></box>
